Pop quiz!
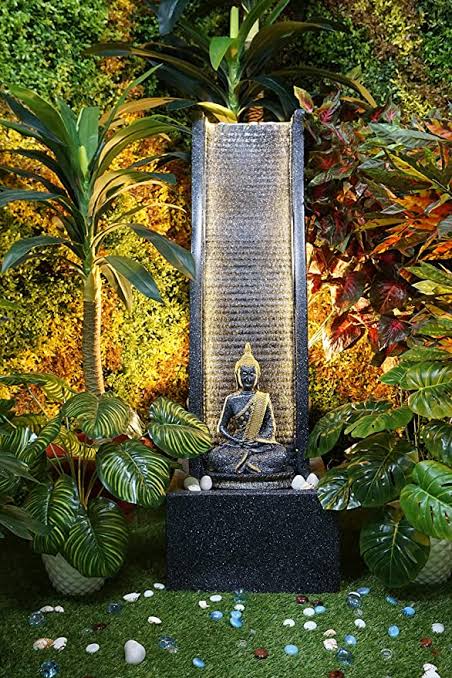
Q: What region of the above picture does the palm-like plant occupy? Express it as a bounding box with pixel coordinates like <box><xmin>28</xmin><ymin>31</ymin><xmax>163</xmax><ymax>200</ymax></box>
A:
<box><xmin>0</xmin><ymin>69</ymin><xmax>194</xmax><ymax>395</ymax></box>
<box><xmin>89</xmin><ymin>0</ymin><xmax>376</xmax><ymax>123</ymax></box>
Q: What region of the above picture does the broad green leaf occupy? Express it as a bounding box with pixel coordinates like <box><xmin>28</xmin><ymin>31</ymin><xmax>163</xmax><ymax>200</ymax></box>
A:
<box><xmin>97</xmin><ymin>439</ymin><xmax>170</xmax><ymax>507</ymax></box>
<box><xmin>148</xmin><ymin>396</ymin><xmax>211</xmax><ymax>458</ymax></box>
<box><xmin>317</xmin><ymin>467</ymin><xmax>360</xmax><ymax>511</ymax></box>
<box><xmin>197</xmin><ymin>101</ymin><xmax>237</xmax><ymax>122</ymax></box>
<box><xmin>0</xmin><ymin>452</ymin><xmax>34</xmax><ymax>481</ymax></box>
<box><xmin>209</xmin><ymin>36</ymin><xmax>234</xmax><ymax>70</ymax></box>
<box><xmin>400</xmin><ymin>461</ymin><xmax>452</xmax><ymax>540</ymax></box>
<box><xmin>0</xmin><ymin>372</ymin><xmax>75</xmax><ymax>402</ymax></box>
<box><xmin>100</xmin><ymin>263</ymin><xmax>133</xmax><ymax>312</ymax></box>
<box><xmin>25</xmin><ymin>475</ymin><xmax>80</xmax><ymax>555</ymax></box>
<box><xmin>1</xmin><ymin>236</ymin><xmax>67</xmax><ymax>272</ymax></box>
<box><xmin>416</xmin><ymin>317</ymin><xmax>452</xmax><ymax>337</ymax></box>
<box><xmin>105</xmin><ymin>256</ymin><xmax>162</xmax><ymax>302</ymax></box>
<box><xmin>61</xmin><ymin>392</ymin><xmax>130</xmax><ymax>439</ymax></box>
<box><xmin>64</xmin><ymin>497</ymin><xmax>128</xmax><ymax>577</ymax></box>
<box><xmin>344</xmin><ymin>406</ymin><xmax>413</xmax><ymax>438</ymax></box>
<box><xmin>8</xmin><ymin>85</ymin><xmax>70</xmax><ymax>144</ymax></box>
<box><xmin>307</xmin><ymin>404</ymin><xmax>350</xmax><ymax>457</ymax></box>
<box><xmin>360</xmin><ymin>507</ymin><xmax>430</xmax><ymax>587</ymax></box>
<box><xmin>347</xmin><ymin>432</ymin><xmax>415</xmax><ymax>506</ymax></box>
<box><xmin>77</xmin><ymin>107</ymin><xmax>100</xmax><ymax>164</ymax></box>
<box><xmin>399</xmin><ymin>347</ymin><xmax>451</xmax><ymax>363</ymax></box>
<box><xmin>0</xmin><ymin>503</ymin><xmax>47</xmax><ymax>540</ymax></box>
<box><xmin>421</xmin><ymin>420</ymin><xmax>452</xmax><ymax>465</ymax></box>
<box><xmin>130</xmin><ymin>225</ymin><xmax>195</xmax><ymax>279</ymax></box>
<box><xmin>380</xmin><ymin>363</ymin><xmax>412</xmax><ymax>385</ymax></box>
<box><xmin>0</xmin><ymin>189</ymin><xmax>61</xmax><ymax>209</ymax></box>
<box><xmin>368</xmin><ymin>123</ymin><xmax>441</xmax><ymax>148</ymax></box>
<box><xmin>401</xmin><ymin>361</ymin><xmax>452</xmax><ymax>419</ymax></box>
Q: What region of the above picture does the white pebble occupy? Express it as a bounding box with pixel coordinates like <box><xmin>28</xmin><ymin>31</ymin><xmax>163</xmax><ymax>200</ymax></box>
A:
<box><xmin>39</xmin><ymin>606</ymin><xmax>54</xmax><ymax>613</ymax></box>
<box><xmin>200</xmin><ymin>475</ymin><xmax>213</xmax><ymax>491</ymax></box>
<box><xmin>210</xmin><ymin>594</ymin><xmax>222</xmax><ymax>602</ymax></box>
<box><xmin>324</xmin><ymin>629</ymin><xmax>337</xmax><ymax>637</ymax></box>
<box><xmin>283</xmin><ymin>618</ymin><xmax>295</xmax><ymax>627</ymax></box>
<box><xmin>86</xmin><ymin>643</ymin><xmax>100</xmax><ymax>654</ymax></box>
<box><xmin>291</xmin><ymin>474</ymin><xmax>311</xmax><ymax>491</ymax></box>
<box><xmin>304</xmin><ymin>621</ymin><xmax>317</xmax><ymax>631</ymax></box>
<box><xmin>183</xmin><ymin>476</ymin><xmax>200</xmax><ymax>489</ymax></box>
<box><xmin>143</xmin><ymin>590</ymin><xmax>154</xmax><ymax>598</ymax></box>
<box><xmin>306</xmin><ymin>472</ymin><xmax>319</xmax><ymax>488</ymax></box>
<box><xmin>53</xmin><ymin>637</ymin><xmax>67</xmax><ymax>652</ymax></box>
<box><xmin>33</xmin><ymin>638</ymin><xmax>53</xmax><ymax>651</ymax></box>
<box><xmin>323</xmin><ymin>638</ymin><xmax>338</xmax><ymax>651</ymax></box>
<box><xmin>54</xmin><ymin>606</ymin><xmax>64</xmax><ymax>613</ymax></box>
<box><xmin>124</xmin><ymin>639</ymin><xmax>146</xmax><ymax>665</ymax></box>
<box><xmin>123</xmin><ymin>592</ymin><xmax>141</xmax><ymax>603</ymax></box>
<box><xmin>431</xmin><ymin>623</ymin><xmax>444</xmax><ymax>634</ymax></box>
<box><xmin>154</xmin><ymin>582</ymin><xmax>165</xmax><ymax>590</ymax></box>
<box><xmin>354</xmin><ymin>618</ymin><xmax>366</xmax><ymax>629</ymax></box>
<box><xmin>424</xmin><ymin>665</ymin><xmax>438</xmax><ymax>672</ymax></box>
<box><xmin>422</xmin><ymin>671</ymin><xmax>441</xmax><ymax>678</ymax></box>
<box><xmin>147</xmin><ymin>615</ymin><xmax>162</xmax><ymax>625</ymax></box>
<box><xmin>234</xmin><ymin>604</ymin><xmax>245</xmax><ymax>611</ymax></box>
<box><xmin>198</xmin><ymin>600</ymin><xmax>209</xmax><ymax>609</ymax></box>
<box><xmin>303</xmin><ymin>607</ymin><xmax>315</xmax><ymax>617</ymax></box>
<box><xmin>188</xmin><ymin>484</ymin><xmax>201</xmax><ymax>492</ymax></box>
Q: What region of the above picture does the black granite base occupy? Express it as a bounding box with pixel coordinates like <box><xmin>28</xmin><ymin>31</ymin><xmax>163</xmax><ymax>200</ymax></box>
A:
<box><xmin>166</xmin><ymin>488</ymin><xmax>340</xmax><ymax>593</ymax></box>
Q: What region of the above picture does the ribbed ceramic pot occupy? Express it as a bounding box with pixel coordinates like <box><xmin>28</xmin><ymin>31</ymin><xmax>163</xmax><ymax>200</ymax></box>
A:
<box><xmin>414</xmin><ymin>538</ymin><xmax>452</xmax><ymax>585</ymax></box>
<box><xmin>42</xmin><ymin>553</ymin><xmax>105</xmax><ymax>596</ymax></box>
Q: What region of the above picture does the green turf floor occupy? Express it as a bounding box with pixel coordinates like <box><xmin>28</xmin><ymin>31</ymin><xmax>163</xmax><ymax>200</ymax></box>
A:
<box><xmin>0</xmin><ymin>508</ymin><xmax>450</xmax><ymax>678</ymax></box>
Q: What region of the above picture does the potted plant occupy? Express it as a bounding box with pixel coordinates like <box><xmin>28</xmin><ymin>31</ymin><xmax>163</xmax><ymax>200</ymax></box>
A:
<box><xmin>0</xmin><ymin>383</ymin><xmax>211</xmax><ymax>594</ymax></box>
<box><xmin>89</xmin><ymin>0</ymin><xmax>376</xmax><ymax>123</ymax></box>
<box><xmin>0</xmin><ymin>70</ymin><xmax>194</xmax><ymax>395</ymax></box>
<box><xmin>308</xmin><ymin>267</ymin><xmax>452</xmax><ymax>586</ymax></box>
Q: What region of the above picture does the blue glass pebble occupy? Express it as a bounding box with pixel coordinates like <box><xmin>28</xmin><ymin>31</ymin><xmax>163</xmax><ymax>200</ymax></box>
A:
<box><xmin>159</xmin><ymin>636</ymin><xmax>178</xmax><ymax>652</ymax></box>
<box><xmin>357</xmin><ymin>587</ymin><xmax>370</xmax><ymax>596</ymax></box>
<box><xmin>192</xmin><ymin>657</ymin><xmax>205</xmax><ymax>669</ymax></box>
<box><xmin>386</xmin><ymin>595</ymin><xmax>398</xmax><ymax>606</ymax></box>
<box><xmin>402</xmin><ymin>606</ymin><xmax>415</xmax><ymax>618</ymax></box>
<box><xmin>336</xmin><ymin>647</ymin><xmax>354</xmax><ymax>666</ymax></box>
<box><xmin>28</xmin><ymin>611</ymin><xmax>46</xmax><ymax>627</ymax></box>
<box><xmin>106</xmin><ymin>601</ymin><xmax>123</xmax><ymax>615</ymax></box>
<box><xmin>388</xmin><ymin>625</ymin><xmax>400</xmax><ymax>638</ymax></box>
<box><xmin>230</xmin><ymin>616</ymin><xmax>243</xmax><ymax>628</ymax></box>
<box><xmin>284</xmin><ymin>644</ymin><xmax>299</xmax><ymax>656</ymax></box>
<box><xmin>209</xmin><ymin>610</ymin><xmax>223</xmax><ymax>621</ymax></box>
<box><xmin>40</xmin><ymin>660</ymin><xmax>60</xmax><ymax>678</ymax></box>
<box><xmin>344</xmin><ymin>634</ymin><xmax>357</xmax><ymax>646</ymax></box>
<box><xmin>315</xmin><ymin>605</ymin><xmax>327</xmax><ymax>614</ymax></box>
<box><xmin>346</xmin><ymin>592</ymin><xmax>361</xmax><ymax>609</ymax></box>
<box><xmin>230</xmin><ymin>610</ymin><xmax>242</xmax><ymax>619</ymax></box>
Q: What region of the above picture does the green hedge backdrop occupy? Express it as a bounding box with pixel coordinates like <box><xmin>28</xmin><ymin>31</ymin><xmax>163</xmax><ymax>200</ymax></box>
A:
<box><xmin>0</xmin><ymin>0</ymin><xmax>449</xmax><ymax>415</ymax></box>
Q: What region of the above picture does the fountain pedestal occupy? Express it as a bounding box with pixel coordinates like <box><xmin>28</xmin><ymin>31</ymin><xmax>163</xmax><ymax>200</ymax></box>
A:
<box><xmin>166</xmin><ymin>489</ymin><xmax>340</xmax><ymax>592</ymax></box>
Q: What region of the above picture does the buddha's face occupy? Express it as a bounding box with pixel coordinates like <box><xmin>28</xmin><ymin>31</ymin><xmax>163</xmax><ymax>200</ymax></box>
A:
<box><xmin>240</xmin><ymin>366</ymin><xmax>257</xmax><ymax>391</ymax></box>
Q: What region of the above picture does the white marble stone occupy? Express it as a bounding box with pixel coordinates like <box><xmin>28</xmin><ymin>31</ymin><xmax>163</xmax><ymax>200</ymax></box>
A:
<box><xmin>124</xmin><ymin>640</ymin><xmax>146</xmax><ymax>665</ymax></box>
<box><xmin>86</xmin><ymin>643</ymin><xmax>100</xmax><ymax>654</ymax></box>
<box><xmin>200</xmin><ymin>475</ymin><xmax>213</xmax><ymax>491</ymax></box>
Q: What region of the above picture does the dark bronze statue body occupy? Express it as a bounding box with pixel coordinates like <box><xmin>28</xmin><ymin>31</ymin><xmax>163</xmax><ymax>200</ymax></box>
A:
<box><xmin>208</xmin><ymin>343</ymin><xmax>292</xmax><ymax>488</ymax></box>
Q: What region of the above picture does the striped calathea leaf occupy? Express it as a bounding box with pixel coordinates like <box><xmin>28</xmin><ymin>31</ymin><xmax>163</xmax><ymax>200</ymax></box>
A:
<box><xmin>96</xmin><ymin>439</ymin><xmax>171</xmax><ymax>507</ymax></box>
<box><xmin>63</xmin><ymin>497</ymin><xmax>128</xmax><ymax>577</ymax></box>
<box><xmin>148</xmin><ymin>396</ymin><xmax>212</xmax><ymax>458</ymax></box>
<box><xmin>61</xmin><ymin>392</ymin><xmax>130</xmax><ymax>440</ymax></box>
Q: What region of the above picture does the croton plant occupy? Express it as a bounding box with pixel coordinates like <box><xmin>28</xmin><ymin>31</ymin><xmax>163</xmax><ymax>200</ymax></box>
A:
<box><xmin>0</xmin><ymin>374</ymin><xmax>211</xmax><ymax>578</ymax></box>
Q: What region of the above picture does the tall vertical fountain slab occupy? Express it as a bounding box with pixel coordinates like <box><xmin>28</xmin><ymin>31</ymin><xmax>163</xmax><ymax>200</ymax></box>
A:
<box><xmin>166</xmin><ymin>113</ymin><xmax>340</xmax><ymax>592</ymax></box>
<box><xmin>190</xmin><ymin>113</ymin><xmax>308</xmax><ymax>475</ymax></box>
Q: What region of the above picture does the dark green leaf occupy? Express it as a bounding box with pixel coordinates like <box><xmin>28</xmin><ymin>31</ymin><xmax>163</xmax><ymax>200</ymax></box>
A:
<box><xmin>130</xmin><ymin>225</ymin><xmax>195</xmax><ymax>279</ymax></box>
<box><xmin>61</xmin><ymin>392</ymin><xmax>130</xmax><ymax>439</ymax></box>
<box><xmin>0</xmin><ymin>372</ymin><xmax>74</xmax><ymax>402</ymax></box>
<box><xmin>1</xmin><ymin>236</ymin><xmax>67</xmax><ymax>272</ymax></box>
<box><xmin>401</xmin><ymin>361</ymin><xmax>452</xmax><ymax>419</ymax></box>
<box><xmin>209</xmin><ymin>36</ymin><xmax>234</xmax><ymax>71</ymax></box>
<box><xmin>317</xmin><ymin>467</ymin><xmax>360</xmax><ymax>510</ymax></box>
<box><xmin>400</xmin><ymin>461</ymin><xmax>452</xmax><ymax>540</ymax></box>
<box><xmin>148</xmin><ymin>396</ymin><xmax>211</xmax><ymax>458</ymax></box>
<box><xmin>105</xmin><ymin>256</ymin><xmax>162</xmax><ymax>302</ymax></box>
<box><xmin>416</xmin><ymin>318</ymin><xmax>452</xmax><ymax>338</ymax></box>
<box><xmin>344</xmin><ymin>406</ymin><xmax>413</xmax><ymax>438</ymax></box>
<box><xmin>421</xmin><ymin>420</ymin><xmax>452</xmax><ymax>465</ymax></box>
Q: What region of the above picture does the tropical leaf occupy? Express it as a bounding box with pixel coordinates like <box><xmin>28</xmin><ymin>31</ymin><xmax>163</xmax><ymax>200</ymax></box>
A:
<box><xmin>129</xmin><ymin>225</ymin><xmax>195</xmax><ymax>279</ymax></box>
<box><xmin>317</xmin><ymin>467</ymin><xmax>360</xmax><ymax>510</ymax></box>
<box><xmin>380</xmin><ymin>363</ymin><xmax>412</xmax><ymax>385</ymax></box>
<box><xmin>416</xmin><ymin>318</ymin><xmax>452</xmax><ymax>337</ymax></box>
<box><xmin>151</xmin><ymin>0</ymin><xmax>191</xmax><ymax>34</ymax></box>
<box><xmin>400</xmin><ymin>361</ymin><xmax>452</xmax><ymax>418</ymax></box>
<box><xmin>0</xmin><ymin>372</ymin><xmax>75</xmax><ymax>402</ymax></box>
<box><xmin>105</xmin><ymin>256</ymin><xmax>162</xmax><ymax>302</ymax></box>
<box><xmin>400</xmin><ymin>461</ymin><xmax>452</xmax><ymax>540</ymax></box>
<box><xmin>0</xmin><ymin>503</ymin><xmax>46</xmax><ymax>540</ymax></box>
<box><xmin>344</xmin><ymin>406</ymin><xmax>413</xmax><ymax>438</ymax></box>
<box><xmin>209</xmin><ymin>36</ymin><xmax>234</xmax><ymax>71</ymax></box>
<box><xmin>197</xmin><ymin>101</ymin><xmax>237</xmax><ymax>123</ymax></box>
<box><xmin>64</xmin><ymin>497</ymin><xmax>128</xmax><ymax>577</ymax></box>
<box><xmin>0</xmin><ymin>188</ymin><xmax>61</xmax><ymax>209</ymax></box>
<box><xmin>97</xmin><ymin>439</ymin><xmax>170</xmax><ymax>507</ymax></box>
<box><xmin>370</xmin><ymin>279</ymin><xmax>408</xmax><ymax>314</ymax></box>
<box><xmin>399</xmin><ymin>346</ymin><xmax>451</xmax><ymax>363</ymax></box>
<box><xmin>61</xmin><ymin>392</ymin><xmax>130</xmax><ymax>439</ymax></box>
<box><xmin>335</xmin><ymin>272</ymin><xmax>366</xmax><ymax>311</ymax></box>
<box><xmin>421</xmin><ymin>420</ymin><xmax>452</xmax><ymax>465</ymax></box>
<box><xmin>347</xmin><ymin>432</ymin><xmax>414</xmax><ymax>506</ymax></box>
<box><xmin>360</xmin><ymin>507</ymin><xmax>430</xmax><ymax>587</ymax></box>
<box><xmin>25</xmin><ymin>475</ymin><xmax>80</xmax><ymax>555</ymax></box>
<box><xmin>148</xmin><ymin>396</ymin><xmax>211</xmax><ymax>458</ymax></box>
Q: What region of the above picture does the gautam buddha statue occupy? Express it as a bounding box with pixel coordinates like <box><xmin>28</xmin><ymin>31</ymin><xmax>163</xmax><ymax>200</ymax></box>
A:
<box><xmin>207</xmin><ymin>343</ymin><xmax>292</xmax><ymax>488</ymax></box>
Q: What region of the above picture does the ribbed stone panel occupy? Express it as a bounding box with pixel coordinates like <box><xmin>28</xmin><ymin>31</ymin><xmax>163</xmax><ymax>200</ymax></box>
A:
<box><xmin>201</xmin><ymin>121</ymin><xmax>295</xmax><ymax>445</ymax></box>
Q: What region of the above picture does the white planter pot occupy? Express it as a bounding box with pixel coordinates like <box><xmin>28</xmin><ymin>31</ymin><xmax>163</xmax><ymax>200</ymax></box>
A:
<box><xmin>415</xmin><ymin>538</ymin><xmax>452</xmax><ymax>585</ymax></box>
<box><xmin>42</xmin><ymin>553</ymin><xmax>105</xmax><ymax>596</ymax></box>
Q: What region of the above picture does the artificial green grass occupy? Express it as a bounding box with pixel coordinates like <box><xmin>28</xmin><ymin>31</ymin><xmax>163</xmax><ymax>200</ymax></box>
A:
<box><xmin>0</xmin><ymin>509</ymin><xmax>451</xmax><ymax>678</ymax></box>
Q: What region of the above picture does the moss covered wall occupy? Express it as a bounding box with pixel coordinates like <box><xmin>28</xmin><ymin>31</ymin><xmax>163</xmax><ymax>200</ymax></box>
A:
<box><xmin>0</xmin><ymin>1</ymin><xmax>447</xmax><ymax>416</ymax></box>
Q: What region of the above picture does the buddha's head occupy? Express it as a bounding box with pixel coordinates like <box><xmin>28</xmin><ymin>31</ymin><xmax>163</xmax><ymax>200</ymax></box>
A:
<box><xmin>235</xmin><ymin>343</ymin><xmax>260</xmax><ymax>391</ymax></box>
